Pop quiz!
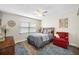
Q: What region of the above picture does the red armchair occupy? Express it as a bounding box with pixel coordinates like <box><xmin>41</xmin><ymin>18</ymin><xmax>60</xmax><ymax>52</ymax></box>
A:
<box><xmin>53</xmin><ymin>32</ymin><xmax>69</xmax><ymax>48</ymax></box>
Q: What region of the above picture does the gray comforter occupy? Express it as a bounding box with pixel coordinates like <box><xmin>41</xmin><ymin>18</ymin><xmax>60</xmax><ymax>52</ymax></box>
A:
<box><xmin>27</xmin><ymin>33</ymin><xmax>53</xmax><ymax>48</ymax></box>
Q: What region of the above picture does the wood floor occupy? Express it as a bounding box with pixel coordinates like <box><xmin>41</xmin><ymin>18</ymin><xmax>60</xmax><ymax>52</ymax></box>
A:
<box><xmin>69</xmin><ymin>46</ymin><xmax>79</xmax><ymax>55</ymax></box>
<box><xmin>23</xmin><ymin>40</ymin><xmax>38</xmax><ymax>55</ymax></box>
<box><xmin>22</xmin><ymin>40</ymin><xmax>79</xmax><ymax>55</ymax></box>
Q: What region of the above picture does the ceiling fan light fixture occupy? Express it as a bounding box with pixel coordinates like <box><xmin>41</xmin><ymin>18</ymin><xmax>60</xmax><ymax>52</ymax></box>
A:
<box><xmin>34</xmin><ymin>9</ymin><xmax>48</xmax><ymax>17</ymax></box>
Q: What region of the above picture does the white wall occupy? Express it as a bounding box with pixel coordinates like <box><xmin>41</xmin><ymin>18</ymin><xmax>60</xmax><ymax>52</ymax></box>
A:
<box><xmin>1</xmin><ymin>12</ymin><xmax>41</xmax><ymax>43</ymax></box>
<box><xmin>42</xmin><ymin>10</ymin><xmax>79</xmax><ymax>47</ymax></box>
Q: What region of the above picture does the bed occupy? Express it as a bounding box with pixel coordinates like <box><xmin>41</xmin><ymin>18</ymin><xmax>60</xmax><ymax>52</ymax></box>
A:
<box><xmin>27</xmin><ymin>28</ymin><xmax>54</xmax><ymax>48</ymax></box>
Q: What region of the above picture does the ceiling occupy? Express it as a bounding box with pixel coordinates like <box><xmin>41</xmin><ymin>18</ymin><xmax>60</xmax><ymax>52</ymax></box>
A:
<box><xmin>0</xmin><ymin>4</ymin><xmax>79</xmax><ymax>19</ymax></box>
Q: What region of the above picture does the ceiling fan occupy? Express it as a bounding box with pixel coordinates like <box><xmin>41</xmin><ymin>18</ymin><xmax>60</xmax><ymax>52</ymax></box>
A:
<box><xmin>34</xmin><ymin>9</ymin><xmax>48</xmax><ymax>17</ymax></box>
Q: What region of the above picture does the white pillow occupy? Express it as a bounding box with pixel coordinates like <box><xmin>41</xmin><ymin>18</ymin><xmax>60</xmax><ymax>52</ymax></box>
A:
<box><xmin>55</xmin><ymin>34</ymin><xmax>60</xmax><ymax>38</ymax></box>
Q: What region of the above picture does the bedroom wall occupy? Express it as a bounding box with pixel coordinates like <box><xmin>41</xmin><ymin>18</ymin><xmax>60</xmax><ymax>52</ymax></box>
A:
<box><xmin>1</xmin><ymin>12</ymin><xmax>41</xmax><ymax>43</ymax></box>
<box><xmin>42</xmin><ymin>10</ymin><xmax>79</xmax><ymax>47</ymax></box>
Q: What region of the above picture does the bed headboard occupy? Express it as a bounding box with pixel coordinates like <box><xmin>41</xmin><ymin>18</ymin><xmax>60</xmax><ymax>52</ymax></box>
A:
<box><xmin>42</xmin><ymin>27</ymin><xmax>55</xmax><ymax>36</ymax></box>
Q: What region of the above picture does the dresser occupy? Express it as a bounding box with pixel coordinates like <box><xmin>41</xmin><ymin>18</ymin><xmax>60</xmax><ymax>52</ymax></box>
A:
<box><xmin>0</xmin><ymin>36</ymin><xmax>15</xmax><ymax>55</ymax></box>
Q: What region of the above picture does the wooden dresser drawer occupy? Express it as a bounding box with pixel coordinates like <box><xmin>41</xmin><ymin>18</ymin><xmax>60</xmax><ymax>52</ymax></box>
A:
<box><xmin>0</xmin><ymin>46</ymin><xmax>15</xmax><ymax>55</ymax></box>
<box><xmin>0</xmin><ymin>36</ymin><xmax>15</xmax><ymax>55</ymax></box>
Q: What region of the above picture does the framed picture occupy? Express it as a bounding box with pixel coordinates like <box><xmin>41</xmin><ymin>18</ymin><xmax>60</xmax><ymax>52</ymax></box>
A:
<box><xmin>59</xmin><ymin>18</ymin><xmax>68</xmax><ymax>28</ymax></box>
<box><xmin>8</xmin><ymin>20</ymin><xmax>16</xmax><ymax>27</ymax></box>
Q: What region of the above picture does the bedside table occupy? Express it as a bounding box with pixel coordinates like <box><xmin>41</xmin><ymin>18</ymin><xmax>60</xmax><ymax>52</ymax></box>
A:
<box><xmin>0</xmin><ymin>36</ymin><xmax>15</xmax><ymax>55</ymax></box>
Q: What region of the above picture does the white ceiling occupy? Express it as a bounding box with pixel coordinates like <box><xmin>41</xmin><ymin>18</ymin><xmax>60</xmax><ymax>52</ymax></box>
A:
<box><xmin>0</xmin><ymin>4</ymin><xmax>79</xmax><ymax>19</ymax></box>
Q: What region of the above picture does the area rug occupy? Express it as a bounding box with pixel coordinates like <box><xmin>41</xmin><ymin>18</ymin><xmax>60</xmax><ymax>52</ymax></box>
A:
<box><xmin>15</xmin><ymin>42</ymin><xmax>74</xmax><ymax>55</ymax></box>
<box><xmin>15</xmin><ymin>42</ymin><xmax>29</xmax><ymax>55</ymax></box>
<box><xmin>36</xmin><ymin>43</ymin><xmax>74</xmax><ymax>55</ymax></box>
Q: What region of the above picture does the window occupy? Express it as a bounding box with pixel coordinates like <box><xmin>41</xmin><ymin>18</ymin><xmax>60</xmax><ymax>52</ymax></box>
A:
<box><xmin>19</xmin><ymin>20</ymin><xmax>36</xmax><ymax>34</ymax></box>
<box><xmin>30</xmin><ymin>23</ymin><xmax>36</xmax><ymax>32</ymax></box>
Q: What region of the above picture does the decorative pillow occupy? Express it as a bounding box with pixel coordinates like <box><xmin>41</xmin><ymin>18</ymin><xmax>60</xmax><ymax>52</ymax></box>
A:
<box><xmin>55</xmin><ymin>33</ymin><xmax>60</xmax><ymax>38</ymax></box>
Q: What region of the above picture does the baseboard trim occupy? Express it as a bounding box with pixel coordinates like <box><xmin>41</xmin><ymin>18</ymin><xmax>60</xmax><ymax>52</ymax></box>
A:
<box><xmin>15</xmin><ymin>39</ymin><xmax>27</xmax><ymax>44</ymax></box>
<box><xmin>69</xmin><ymin>43</ymin><xmax>79</xmax><ymax>48</ymax></box>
